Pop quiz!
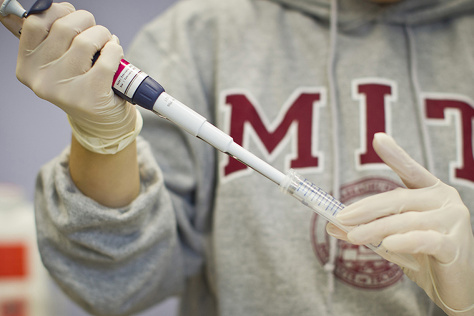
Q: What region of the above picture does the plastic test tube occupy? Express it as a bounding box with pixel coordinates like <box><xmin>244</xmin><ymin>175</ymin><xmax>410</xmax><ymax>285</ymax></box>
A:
<box><xmin>280</xmin><ymin>169</ymin><xmax>421</xmax><ymax>271</ymax></box>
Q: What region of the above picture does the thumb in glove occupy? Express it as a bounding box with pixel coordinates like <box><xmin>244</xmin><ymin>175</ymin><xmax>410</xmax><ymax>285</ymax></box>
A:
<box><xmin>328</xmin><ymin>133</ymin><xmax>474</xmax><ymax>315</ymax></box>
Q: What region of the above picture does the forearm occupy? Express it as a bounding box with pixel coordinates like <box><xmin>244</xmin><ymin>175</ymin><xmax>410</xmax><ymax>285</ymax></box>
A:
<box><xmin>35</xmin><ymin>138</ymin><xmax>186</xmax><ymax>315</ymax></box>
<box><xmin>69</xmin><ymin>135</ymin><xmax>140</xmax><ymax>208</ymax></box>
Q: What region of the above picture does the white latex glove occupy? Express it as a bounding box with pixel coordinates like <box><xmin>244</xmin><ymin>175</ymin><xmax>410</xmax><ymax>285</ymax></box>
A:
<box><xmin>327</xmin><ymin>133</ymin><xmax>474</xmax><ymax>315</ymax></box>
<box><xmin>15</xmin><ymin>3</ymin><xmax>142</xmax><ymax>154</ymax></box>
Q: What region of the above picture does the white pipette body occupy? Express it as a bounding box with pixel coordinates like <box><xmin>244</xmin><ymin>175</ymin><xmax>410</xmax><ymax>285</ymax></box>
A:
<box><xmin>153</xmin><ymin>92</ymin><xmax>286</xmax><ymax>185</ymax></box>
<box><xmin>111</xmin><ymin>56</ymin><xmax>280</xmax><ymax>183</ymax></box>
<box><xmin>0</xmin><ymin>0</ymin><xmax>26</xmax><ymax>17</ymax></box>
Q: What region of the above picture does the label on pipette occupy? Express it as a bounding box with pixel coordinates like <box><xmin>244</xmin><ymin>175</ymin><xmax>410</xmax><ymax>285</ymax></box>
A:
<box><xmin>112</xmin><ymin>60</ymin><xmax>148</xmax><ymax>101</ymax></box>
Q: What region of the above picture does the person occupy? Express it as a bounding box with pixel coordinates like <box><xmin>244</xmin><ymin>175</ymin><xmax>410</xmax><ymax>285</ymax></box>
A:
<box><xmin>1</xmin><ymin>0</ymin><xmax>473</xmax><ymax>315</ymax></box>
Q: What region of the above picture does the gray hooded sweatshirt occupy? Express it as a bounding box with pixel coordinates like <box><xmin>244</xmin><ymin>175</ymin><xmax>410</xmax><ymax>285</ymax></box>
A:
<box><xmin>35</xmin><ymin>0</ymin><xmax>474</xmax><ymax>315</ymax></box>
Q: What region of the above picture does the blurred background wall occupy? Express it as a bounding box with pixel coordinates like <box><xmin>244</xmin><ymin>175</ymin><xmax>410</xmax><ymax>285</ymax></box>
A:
<box><xmin>0</xmin><ymin>0</ymin><xmax>179</xmax><ymax>315</ymax></box>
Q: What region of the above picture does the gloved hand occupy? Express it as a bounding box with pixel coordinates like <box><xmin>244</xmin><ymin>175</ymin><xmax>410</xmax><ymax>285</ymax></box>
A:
<box><xmin>14</xmin><ymin>3</ymin><xmax>142</xmax><ymax>154</ymax></box>
<box><xmin>326</xmin><ymin>133</ymin><xmax>474</xmax><ymax>315</ymax></box>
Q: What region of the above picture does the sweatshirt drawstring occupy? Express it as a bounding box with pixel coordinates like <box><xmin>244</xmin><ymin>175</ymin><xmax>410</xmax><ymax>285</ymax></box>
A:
<box><xmin>404</xmin><ymin>25</ymin><xmax>434</xmax><ymax>173</ymax></box>
<box><xmin>404</xmin><ymin>24</ymin><xmax>435</xmax><ymax>316</ymax></box>
<box><xmin>325</xmin><ymin>0</ymin><xmax>340</xmax><ymax>314</ymax></box>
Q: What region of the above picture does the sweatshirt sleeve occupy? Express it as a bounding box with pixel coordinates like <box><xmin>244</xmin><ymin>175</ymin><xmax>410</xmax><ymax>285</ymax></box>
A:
<box><xmin>35</xmin><ymin>137</ymin><xmax>198</xmax><ymax>316</ymax></box>
<box><xmin>34</xmin><ymin>2</ymin><xmax>220</xmax><ymax>315</ymax></box>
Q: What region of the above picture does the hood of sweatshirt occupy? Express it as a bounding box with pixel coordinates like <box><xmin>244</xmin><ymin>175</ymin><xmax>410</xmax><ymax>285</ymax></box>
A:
<box><xmin>266</xmin><ymin>0</ymin><xmax>474</xmax><ymax>28</ymax></box>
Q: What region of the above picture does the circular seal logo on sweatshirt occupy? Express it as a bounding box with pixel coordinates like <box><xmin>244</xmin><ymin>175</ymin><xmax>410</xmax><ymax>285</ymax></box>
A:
<box><xmin>310</xmin><ymin>177</ymin><xmax>404</xmax><ymax>289</ymax></box>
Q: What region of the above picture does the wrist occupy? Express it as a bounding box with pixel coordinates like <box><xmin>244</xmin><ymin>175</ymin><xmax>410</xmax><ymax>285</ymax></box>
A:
<box><xmin>68</xmin><ymin>107</ymin><xmax>143</xmax><ymax>155</ymax></box>
<box><xmin>69</xmin><ymin>134</ymin><xmax>140</xmax><ymax>207</ymax></box>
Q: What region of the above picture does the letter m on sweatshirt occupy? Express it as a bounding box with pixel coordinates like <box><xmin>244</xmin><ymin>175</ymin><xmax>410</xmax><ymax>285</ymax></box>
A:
<box><xmin>221</xmin><ymin>89</ymin><xmax>325</xmax><ymax>178</ymax></box>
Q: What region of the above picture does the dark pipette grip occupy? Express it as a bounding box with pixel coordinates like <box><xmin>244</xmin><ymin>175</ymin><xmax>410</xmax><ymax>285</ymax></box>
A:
<box><xmin>27</xmin><ymin>0</ymin><xmax>52</xmax><ymax>16</ymax></box>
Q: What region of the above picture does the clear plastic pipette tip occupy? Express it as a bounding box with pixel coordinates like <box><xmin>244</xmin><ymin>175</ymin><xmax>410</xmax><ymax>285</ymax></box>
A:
<box><xmin>280</xmin><ymin>169</ymin><xmax>420</xmax><ymax>271</ymax></box>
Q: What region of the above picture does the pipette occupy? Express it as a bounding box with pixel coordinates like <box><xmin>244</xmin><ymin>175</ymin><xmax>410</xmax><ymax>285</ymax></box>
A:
<box><xmin>1</xmin><ymin>0</ymin><xmax>420</xmax><ymax>271</ymax></box>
